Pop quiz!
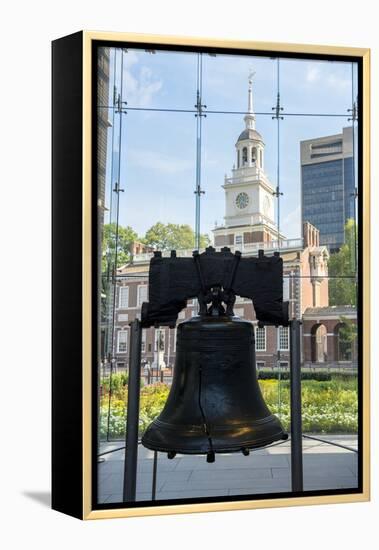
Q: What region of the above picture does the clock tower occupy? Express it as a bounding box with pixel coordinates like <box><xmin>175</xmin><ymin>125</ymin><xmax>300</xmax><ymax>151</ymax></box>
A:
<box><xmin>213</xmin><ymin>74</ymin><xmax>285</xmax><ymax>248</ymax></box>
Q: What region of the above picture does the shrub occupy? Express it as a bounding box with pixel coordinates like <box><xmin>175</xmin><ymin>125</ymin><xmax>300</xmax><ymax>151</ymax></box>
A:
<box><xmin>257</xmin><ymin>371</ymin><xmax>355</xmax><ymax>382</ymax></box>
<box><xmin>99</xmin><ymin>377</ymin><xmax>358</xmax><ymax>439</ymax></box>
<box><xmin>258</xmin><ymin>378</ymin><xmax>357</xmax><ymax>434</ymax></box>
<box><xmin>99</xmin><ymin>383</ymin><xmax>170</xmax><ymax>439</ymax></box>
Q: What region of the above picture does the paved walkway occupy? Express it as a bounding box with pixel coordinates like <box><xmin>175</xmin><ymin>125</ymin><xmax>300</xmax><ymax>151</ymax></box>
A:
<box><xmin>98</xmin><ymin>435</ymin><xmax>358</xmax><ymax>504</ymax></box>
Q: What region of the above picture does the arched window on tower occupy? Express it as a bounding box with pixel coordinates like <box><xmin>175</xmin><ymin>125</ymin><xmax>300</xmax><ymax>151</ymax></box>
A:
<box><xmin>242</xmin><ymin>147</ymin><xmax>247</xmax><ymax>165</ymax></box>
<box><xmin>251</xmin><ymin>147</ymin><xmax>257</xmax><ymax>165</ymax></box>
<box><xmin>237</xmin><ymin>150</ymin><xmax>240</xmax><ymax>168</ymax></box>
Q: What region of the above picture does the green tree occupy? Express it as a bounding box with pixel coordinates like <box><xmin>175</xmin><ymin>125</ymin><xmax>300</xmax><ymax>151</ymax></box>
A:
<box><xmin>328</xmin><ymin>219</ymin><xmax>357</xmax><ymax>306</ymax></box>
<box><xmin>337</xmin><ymin>316</ymin><xmax>357</xmax><ymax>361</ymax></box>
<box><xmin>144</xmin><ymin>222</ymin><xmax>210</xmax><ymax>251</ymax></box>
<box><xmin>102</xmin><ymin>223</ymin><xmax>138</xmax><ymax>271</ymax></box>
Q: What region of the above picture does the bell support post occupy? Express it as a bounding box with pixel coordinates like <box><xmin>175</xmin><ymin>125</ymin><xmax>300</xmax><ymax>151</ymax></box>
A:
<box><xmin>123</xmin><ymin>319</ymin><xmax>142</xmax><ymax>502</ymax></box>
<box><xmin>289</xmin><ymin>319</ymin><xmax>304</xmax><ymax>492</ymax></box>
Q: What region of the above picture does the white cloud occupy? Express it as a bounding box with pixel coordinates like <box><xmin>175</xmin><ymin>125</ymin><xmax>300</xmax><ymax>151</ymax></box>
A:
<box><xmin>306</xmin><ymin>65</ymin><xmax>321</xmax><ymax>83</ymax></box>
<box><xmin>122</xmin><ymin>52</ymin><xmax>162</xmax><ymax>108</ymax></box>
<box><xmin>305</xmin><ymin>62</ymin><xmax>350</xmax><ymax>90</ymax></box>
<box><xmin>326</xmin><ymin>73</ymin><xmax>351</xmax><ymax>91</ymax></box>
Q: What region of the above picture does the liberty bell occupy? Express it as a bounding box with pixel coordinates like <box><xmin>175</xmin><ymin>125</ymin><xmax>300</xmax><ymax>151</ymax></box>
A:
<box><xmin>141</xmin><ymin>247</ymin><xmax>288</xmax><ymax>462</ymax></box>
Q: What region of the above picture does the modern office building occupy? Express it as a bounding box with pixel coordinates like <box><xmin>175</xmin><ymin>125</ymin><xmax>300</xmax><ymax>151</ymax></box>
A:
<box><xmin>300</xmin><ymin>127</ymin><xmax>355</xmax><ymax>253</ymax></box>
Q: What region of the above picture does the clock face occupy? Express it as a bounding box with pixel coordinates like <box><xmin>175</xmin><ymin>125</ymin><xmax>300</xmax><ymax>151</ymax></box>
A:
<box><xmin>235</xmin><ymin>192</ymin><xmax>249</xmax><ymax>209</ymax></box>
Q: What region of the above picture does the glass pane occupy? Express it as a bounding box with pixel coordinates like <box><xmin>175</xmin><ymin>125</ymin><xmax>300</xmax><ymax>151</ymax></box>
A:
<box><xmin>201</xmin><ymin>112</ymin><xmax>277</xmax><ymax>249</ymax></box>
<box><xmin>98</xmin><ymin>47</ymin><xmax>198</xmax><ymax>111</ymax></box>
<box><xmin>280</xmin><ymin>116</ymin><xmax>358</xmax><ymax>268</ymax></box>
<box><xmin>100</xmin><ymin>108</ymin><xmax>196</xmax><ymax>446</ymax></box>
<box><xmin>279</xmin><ymin>58</ymin><xmax>356</xmax><ymax>115</ymax></box>
<box><xmin>120</xmin><ymin>111</ymin><xmax>197</xmax><ymax>233</ymax></box>
<box><xmin>300</xmin><ymin>276</ymin><xmax>358</xmax><ymax>491</ymax></box>
<box><xmin>202</xmin><ymin>53</ymin><xmax>276</xmax><ymax>113</ymax></box>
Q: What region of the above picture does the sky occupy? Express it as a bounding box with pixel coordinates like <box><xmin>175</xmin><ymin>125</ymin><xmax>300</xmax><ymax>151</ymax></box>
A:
<box><xmin>100</xmin><ymin>47</ymin><xmax>358</xmax><ymax>242</ymax></box>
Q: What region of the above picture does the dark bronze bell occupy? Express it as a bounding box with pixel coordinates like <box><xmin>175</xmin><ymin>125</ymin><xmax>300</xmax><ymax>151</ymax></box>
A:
<box><xmin>142</xmin><ymin>309</ymin><xmax>287</xmax><ymax>462</ymax></box>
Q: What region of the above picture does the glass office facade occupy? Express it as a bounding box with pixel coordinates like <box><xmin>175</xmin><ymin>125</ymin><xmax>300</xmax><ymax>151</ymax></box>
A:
<box><xmin>302</xmin><ymin>134</ymin><xmax>356</xmax><ymax>252</ymax></box>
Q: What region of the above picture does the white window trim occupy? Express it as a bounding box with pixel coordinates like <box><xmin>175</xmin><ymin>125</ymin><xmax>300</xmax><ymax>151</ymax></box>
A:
<box><xmin>118</xmin><ymin>286</ymin><xmax>129</xmax><ymax>309</ymax></box>
<box><xmin>278</xmin><ymin>326</ymin><xmax>289</xmax><ymax>352</ymax></box>
<box><xmin>255</xmin><ymin>326</ymin><xmax>266</xmax><ymax>352</ymax></box>
<box><xmin>137</xmin><ymin>284</ymin><xmax>148</xmax><ymax>307</ymax></box>
<box><xmin>117</xmin><ymin>329</ymin><xmax>128</xmax><ymax>353</ymax></box>
<box><xmin>118</xmin><ymin>313</ymin><xmax>129</xmax><ymax>322</ymax></box>
<box><xmin>283</xmin><ymin>277</ymin><xmax>290</xmax><ymax>301</ymax></box>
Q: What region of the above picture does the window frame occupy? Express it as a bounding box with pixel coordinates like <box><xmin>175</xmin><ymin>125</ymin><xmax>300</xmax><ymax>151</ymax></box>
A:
<box><xmin>137</xmin><ymin>284</ymin><xmax>148</xmax><ymax>307</ymax></box>
<box><xmin>255</xmin><ymin>325</ymin><xmax>266</xmax><ymax>352</ymax></box>
<box><xmin>118</xmin><ymin>286</ymin><xmax>129</xmax><ymax>309</ymax></box>
<box><xmin>278</xmin><ymin>326</ymin><xmax>289</xmax><ymax>351</ymax></box>
<box><xmin>117</xmin><ymin>329</ymin><xmax>128</xmax><ymax>353</ymax></box>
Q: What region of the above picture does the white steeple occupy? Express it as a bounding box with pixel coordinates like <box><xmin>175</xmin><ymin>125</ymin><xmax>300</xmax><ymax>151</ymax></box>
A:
<box><xmin>244</xmin><ymin>71</ymin><xmax>256</xmax><ymax>130</ymax></box>
<box><xmin>235</xmin><ymin>72</ymin><xmax>264</xmax><ymax>171</ymax></box>
<box><xmin>212</xmin><ymin>70</ymin><xmax>286</xmax><ymax>248</ymax></box>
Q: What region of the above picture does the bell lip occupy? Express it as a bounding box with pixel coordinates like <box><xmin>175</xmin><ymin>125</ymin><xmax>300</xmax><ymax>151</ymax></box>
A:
<box><xmin>141</xmin><ymin>430</ymin><xmax>288</xmax><ymax>455</ymax></box>
<box><xmin>149</xmin><ymin>414</ymin><xmax>283</xmax><ymax>432</ymax></box>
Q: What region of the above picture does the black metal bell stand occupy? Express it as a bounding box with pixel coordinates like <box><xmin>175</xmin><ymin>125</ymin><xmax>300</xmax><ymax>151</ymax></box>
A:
<box><xmin>122</xmin><ymin>318</ymin><xmax>303</xmax><ymax>502</ymax></box>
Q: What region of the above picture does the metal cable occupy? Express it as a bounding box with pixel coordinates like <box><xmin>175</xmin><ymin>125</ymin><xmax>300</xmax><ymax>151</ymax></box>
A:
<box><xmin>97</xmin><ymin>104</ymin><xmax>351</xmax><ymax>118</ymax></box>
<box><xmin>106</xmin><ymin>49</ymin><xmax>125</xmax><ymax>441</ymax></box>
<box><xmin>276</xmin><ymin>59</ymin><xmax>281</xmax><ymax>252</ymax></box>
<box><xmin>303</xmin><ymin>434</ymin><xmax>358</xmax><ymax>454</ymax></box>
<box><xmin>103</xmin><ymin>49</ymin><xmax>118</xmax><ymax>363</ymax></box>
<box><xmin>194</xmin><ymin>53</ymin><xmax>205</xmax><ymax>249</ymax></box>
<box><xmin>350</xmin><ymin>63</ymin><xmax>358</xmax><ymax>283</ymax></box>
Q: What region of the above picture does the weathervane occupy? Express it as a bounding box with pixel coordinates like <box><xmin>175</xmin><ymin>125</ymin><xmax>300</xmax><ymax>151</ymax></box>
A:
<box><xmin>248</xmin><ymin>69</ymin><xmax>256</xmax><ymax>85</ymax></box>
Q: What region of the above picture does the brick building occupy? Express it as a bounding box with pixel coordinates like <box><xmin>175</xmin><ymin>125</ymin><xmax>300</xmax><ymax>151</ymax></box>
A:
<box><xmin>106</xmin><ymin>221</ymin><xmax>328</xmax><ymax>375</ymax></box>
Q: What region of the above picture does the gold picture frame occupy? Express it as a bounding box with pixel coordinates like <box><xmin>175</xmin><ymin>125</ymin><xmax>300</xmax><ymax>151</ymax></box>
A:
<box><xmin>52</xmin><ymin>30</ymin><xmax>370</xmax><ymax>520</ymax></box>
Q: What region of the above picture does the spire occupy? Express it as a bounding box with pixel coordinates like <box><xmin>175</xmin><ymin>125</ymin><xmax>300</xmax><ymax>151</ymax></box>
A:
<box><xmin>244</xmin><ymin>71</ymin><xmax>256</xmax><ymax>130</ymax></box>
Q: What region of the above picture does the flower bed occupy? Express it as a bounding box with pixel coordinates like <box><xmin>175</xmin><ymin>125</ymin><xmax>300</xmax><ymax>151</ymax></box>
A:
<box><xmin>99</xmin><ymin>376</ymin><xmax>358</xmax><ymax>439</ymax></box>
